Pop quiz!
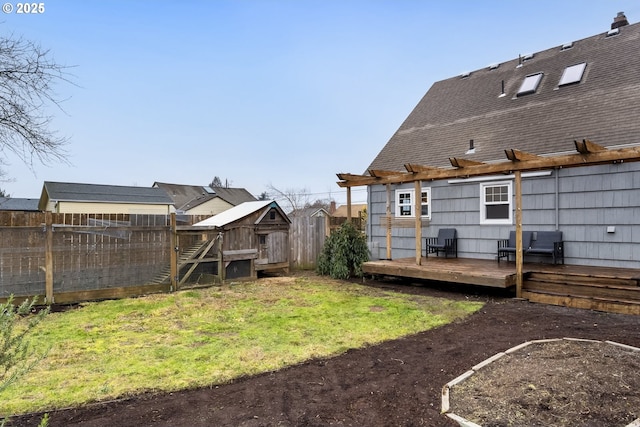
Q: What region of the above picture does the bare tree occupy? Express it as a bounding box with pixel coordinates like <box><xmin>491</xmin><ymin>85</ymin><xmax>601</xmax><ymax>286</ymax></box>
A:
<box><xmin>266</xmin><ymin>184</ymin><xmax>311</xmax><ymax>214</ymax></box>
<box><xmin>0</xmin><ymin>33</ymin><xmax>73</xmax><ymax>170</ymax></box>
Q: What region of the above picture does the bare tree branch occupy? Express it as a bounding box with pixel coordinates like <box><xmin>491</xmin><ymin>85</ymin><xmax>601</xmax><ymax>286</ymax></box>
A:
<box><xmin>0</xmin><ymin>33</ymin><xmax>75</xmax><ymax>171</ymax></box>
<box><xmin>266</xmin><ymin>184</ymin><xmax>311</xmax><ymax>214</ymax></box>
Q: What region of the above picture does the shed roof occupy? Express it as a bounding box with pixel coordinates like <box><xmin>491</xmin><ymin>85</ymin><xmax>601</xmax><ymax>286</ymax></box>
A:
<box><xmin>367</xmin><ymin>17</ymin><xmax>640</xmax><ymax>172</ymax></box>
<box><xmin>40</xmin><ymin>182</ymin><xmax>174</xmax><ymax>209</ymax></box>
<box><xmin>194</xmin><ymin>200</ymin><xmax>288</xmax><ymax>228</ymax></box>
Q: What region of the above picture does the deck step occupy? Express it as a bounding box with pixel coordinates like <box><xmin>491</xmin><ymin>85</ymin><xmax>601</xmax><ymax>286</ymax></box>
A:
<box><xmin>522</xmin><ymin>290</ymin><xmax>640</xmax><ymax>315</ymax></box>
<box><xmin>523</xmin><ymin>270</ymin><xmax>640</xmax><ymax>315</ymax></box>
<box><xmin>527</xmin><ymin>271</ymin><xmax>639</xmax><ymax>287</ymax></box>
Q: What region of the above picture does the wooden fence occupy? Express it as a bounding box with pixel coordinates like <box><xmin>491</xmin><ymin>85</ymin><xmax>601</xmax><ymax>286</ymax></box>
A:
<box><xmin>289</xmin><ymin>216</ymin><xmax>328</xmax><ymax>270</ymax></box>
<box><xmin>0</xmin><ymin>212</ymin><xmax>213</xmax><ymax>304</ymax></box>
<box><xmin>1</xmin><ymin>211</ymin><xmax>360</xmax><ymax>304</ymax></box>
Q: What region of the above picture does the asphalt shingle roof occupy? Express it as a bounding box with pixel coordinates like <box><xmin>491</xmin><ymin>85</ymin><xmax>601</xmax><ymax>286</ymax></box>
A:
<box><xmin>367</xmin><ymin>20</ymin><xmax>640</xmax><ymax>172</ymax></box>
<box><xmin>153</xmin><ymin>182</ymin><xmax>256</xmax><ymax>210</ymax></box>
<box><xmin>43</xmin><ymin>182</ymin><xmax>174</xmax><ymax>205</ymax></box>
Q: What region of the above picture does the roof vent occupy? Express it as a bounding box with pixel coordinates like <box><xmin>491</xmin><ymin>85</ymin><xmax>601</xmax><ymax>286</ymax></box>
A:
<box><xmin>488</xmin><ymin>63</ymin><xmax>499</xmax><ymax>70</ymax></box>
<box><xmin>466</xmin><ymin>139</ymin><xmax>476</xmax><ymax>155</ymax></box>
<box><xmin>611</xmin><ymin>12</ymin><xmax>629</xmax><ymax>30</ymax></box>
<box><xmin>560</xmin><ymin>42</ymin><xmax>573</xmax><ymax>51</ymax></box>
<box><xmin>607</xmin><ymin>27</ymin><xmax>620</xmax><ymax>37</ymax></box>
<box><xmin>460</xmin><ymin>71</ymin><xmax>470</xmax><ymax>78</ymax></box>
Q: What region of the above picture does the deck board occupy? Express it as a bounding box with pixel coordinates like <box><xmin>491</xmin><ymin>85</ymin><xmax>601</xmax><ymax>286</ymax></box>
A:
<box><xmin>362</xmin><ymin>257</ymin><xmax>640</xmax><ymax>289</ymax></box>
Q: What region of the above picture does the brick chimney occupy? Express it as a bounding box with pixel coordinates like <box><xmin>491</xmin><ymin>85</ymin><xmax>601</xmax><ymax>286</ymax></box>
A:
<box><xmin>329</xmin><ymin>200</ymin><xmax>336</xmax><ymax>214</ymax></box>
<box><xmin>611</xmin><ymin>12</ymin><xmax>629</xmax><ymax>30</ymax></box>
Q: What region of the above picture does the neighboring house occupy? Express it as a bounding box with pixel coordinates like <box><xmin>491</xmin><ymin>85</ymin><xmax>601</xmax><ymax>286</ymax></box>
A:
<box><xmin>38</xmin><ymin>181</ymin><xmax>175</xmax><ymax>214</ymax></box>
<box><xmin>153</xmin><ymin>182</ymin><xmax>256</xmax><ymax>216</ymax></box>
<box><xmin>331</xmin><ymin>203</ymin><xmax>367</xmax><ymax>232</ymax></box>
<box><xmin>0</xmin><ymin>198</ymin><xmax>40</xmax><ymax>211</ymax></box>
<box><xmin>287</xmin><ymin>206</ymin><xmax>331</xmax><ymax>218</ymax></box>
<box><xmin>194</xmin><ymin>200</ymin><xmax>291</xmax><ymax>279</ymax></box>
<box><xmin>344</xmin><ymin>13</ymin><xmax>640</xmax><ymax>268</ymax></box>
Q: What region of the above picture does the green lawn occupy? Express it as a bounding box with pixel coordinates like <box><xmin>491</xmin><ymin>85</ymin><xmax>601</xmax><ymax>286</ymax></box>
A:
<box><xmin>0</xmin><ymin>275</ymin><xmax>483</xmax><ymax>416</ymax></box>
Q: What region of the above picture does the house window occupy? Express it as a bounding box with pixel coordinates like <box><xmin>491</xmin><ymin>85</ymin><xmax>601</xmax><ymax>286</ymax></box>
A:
<box><xmin>480</xmin><ymin>181</ymin><xmax>512</xmax><ymax>225</ymax></box>
<box><xmin>395</xmin><ymin>188</ymin><xmax>431</xmax><ymax>219</ymax></box>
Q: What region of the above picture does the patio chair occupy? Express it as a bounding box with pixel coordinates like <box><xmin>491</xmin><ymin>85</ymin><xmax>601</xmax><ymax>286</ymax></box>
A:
<box><xmin>497</xmin><ymin>230</ymin><xmax>533</xmax><ymax>263</ymax></box>
<box><xmin>426</xmin><ymin>228</ymin><xmax>458</xmax><ymax>258</ymax></box>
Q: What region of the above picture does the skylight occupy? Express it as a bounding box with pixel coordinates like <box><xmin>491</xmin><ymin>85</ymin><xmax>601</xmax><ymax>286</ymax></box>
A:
<box><xmin>559</xmin><ymin>62</ymin><xmax>586</xmax><ymax>86</ymax></box>
<box><xmin>517</xmin><ymin>73</ymin><xmax>543</xmax><ymax>96</ymax></box>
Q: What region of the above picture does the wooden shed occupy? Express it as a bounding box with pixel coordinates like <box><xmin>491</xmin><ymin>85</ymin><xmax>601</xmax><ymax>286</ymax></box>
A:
<box><xmin>192</xmin><ymin>200</ymin><xmax>290</xmax><ymax>280</ymax></box>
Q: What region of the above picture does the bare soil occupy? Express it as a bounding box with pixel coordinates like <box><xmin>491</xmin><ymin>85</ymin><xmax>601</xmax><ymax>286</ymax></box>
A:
<box><xmin>8</xmin><ymin>277</ymin><xmax>640</xmax><ymax>427</ymax></box>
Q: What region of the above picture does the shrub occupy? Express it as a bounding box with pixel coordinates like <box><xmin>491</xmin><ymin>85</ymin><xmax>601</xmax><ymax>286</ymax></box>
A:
<box><xmin>1</xmin><ymin>296</ymin><xmax>49</xmax><ymax>394</ymax></box>
<box><xmin>317</xmin><ymin>221</ymin><xmax>369</xmax><ymax>279</ymax></box>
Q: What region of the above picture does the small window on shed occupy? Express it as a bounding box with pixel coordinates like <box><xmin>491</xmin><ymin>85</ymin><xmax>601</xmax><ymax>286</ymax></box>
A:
<box><xmin>269</xmin><ymin>209</ymin><xmax>276</xmax><ymax>220</ymax></box>
<box><xmin>559</xmin><ymin>62</ymin><xmax>586</xmax><ymax>86</ymax></box>
<box><xmin>517</xmin><ymin>73</ymin><xmax>543</xmax><ymax>96</ymax></box>
<box><xmin>259</xmin><ymin>234</ymin><xmax>266</xmax><ymax>245</ymax></box>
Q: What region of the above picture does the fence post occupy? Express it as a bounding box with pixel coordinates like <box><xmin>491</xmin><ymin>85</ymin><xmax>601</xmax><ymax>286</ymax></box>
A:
<box><xmin>45</xmin><ymin>211</ymin><xmax>54</xmax><ymax>303</ymax></box>
<box><xmin>217</xmin><ymin>232</ymin><xmax>224</xmax><ymax>283</ymax></box>
<box><xmin>170</xmin><ymin>213</ymin><xmax>178</xmax><ymax>291</ymax></box>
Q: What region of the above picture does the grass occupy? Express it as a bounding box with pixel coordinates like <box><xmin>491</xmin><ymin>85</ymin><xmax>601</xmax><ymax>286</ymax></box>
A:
<box><xmin>0</xmin><ymin>275</ymin><xmax>483</xmax><ymax>416</ymax></box>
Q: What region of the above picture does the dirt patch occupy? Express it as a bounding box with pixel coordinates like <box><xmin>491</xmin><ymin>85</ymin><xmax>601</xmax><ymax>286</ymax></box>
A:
<box><xmin>7</xmin><ymin>277</ymin><xmax>640</xmax><ymax>427</ymax></box>
<box><xmin>448</xmin><ymin>339</ymin><xmax>640</xmax><ymax>427</ymax></box>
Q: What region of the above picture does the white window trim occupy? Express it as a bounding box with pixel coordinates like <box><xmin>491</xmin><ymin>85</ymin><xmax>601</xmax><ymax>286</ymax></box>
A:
<box><xmin>395</xmin><ymin>187</ymin><xmax>431</xmax><ymax>219</ymax></box>
<box><xmin>480</xmin><ymin>181</ymin><xmax>512</xmax><ymax>225</ymax></box>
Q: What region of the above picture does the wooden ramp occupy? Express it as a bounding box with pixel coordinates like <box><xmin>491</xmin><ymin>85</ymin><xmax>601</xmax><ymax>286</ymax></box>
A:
<box><xmin>363</xmin><ymin>258</ymin><xmax>640</xmax><ymax>315</ymax></box>
<box><xmin>149</xmin><ymin>240</ymin><xmax>218</xmax><ymax>285</ymax></box>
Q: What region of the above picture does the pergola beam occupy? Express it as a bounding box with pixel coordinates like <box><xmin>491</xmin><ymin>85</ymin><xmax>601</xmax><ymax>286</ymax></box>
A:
<box><xmin>449</xmin><ymin>157</ymin><xmax>485</xmax><ymax>168</ymax></box>
<box><xmin>337</xmin><ymin>143</ymin><xmax>640</xmax><ymax>187</ymax></box>
<box><xmin>368</xmin><ymin>169</ymin><xmax>406</xmax><ymax>177</ymax></box>
<box><xmin>574</xmin><ymin>139</ymin><xmax>606</xmax><ymax>154</ymax></box>
<box><xmin>404</xmin><ymin>163</ymin><xmax>446</xmax><ymax>173</ymax></box>
<box><xmin>505</xmin><ymin>149</ymin><xmax>542</xmax><ymax>161</ymax></box>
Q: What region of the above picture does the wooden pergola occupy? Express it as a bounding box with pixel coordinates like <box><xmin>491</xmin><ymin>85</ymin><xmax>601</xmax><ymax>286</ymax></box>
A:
<box><xmin>337</xmin><ymin>141</ymin><xmax>640</xmax><ymax>297</ymax></box>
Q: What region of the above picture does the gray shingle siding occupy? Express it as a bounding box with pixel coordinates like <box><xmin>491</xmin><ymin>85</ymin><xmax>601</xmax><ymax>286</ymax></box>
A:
<box><xmin>368</xmin><ymin>162</ymin><xmax>640</xmax><ymax>267</ymax></box>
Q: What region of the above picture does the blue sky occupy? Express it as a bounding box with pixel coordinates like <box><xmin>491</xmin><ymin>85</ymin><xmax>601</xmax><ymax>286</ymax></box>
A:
<box><xmin>1</xmin><ymin>1</ymin><xmax>638</xmax><ymax>204</ymax></box>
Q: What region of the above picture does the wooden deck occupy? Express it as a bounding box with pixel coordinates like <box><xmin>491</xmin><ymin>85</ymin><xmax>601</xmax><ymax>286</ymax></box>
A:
<box><xmin>363</xmin><ymin>257</ymin><xmax>520</xmax><ymax>288</ymax></box>
<box><xmin>363</xmin><ymin>257</ymin><xmax>640</xmax><ymax>315</ymax></box>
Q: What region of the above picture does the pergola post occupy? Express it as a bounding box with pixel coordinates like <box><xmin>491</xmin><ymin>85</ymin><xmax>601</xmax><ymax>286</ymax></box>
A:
<box><xmin>346</xmin><ymin>186</ymin><xmax>352</xmax><ymax>222</ymax></box>
<box><xmin>386</xmin><ymin>184</ymin><xmax>392</xmax><ymax>260</ymax></box>
<box><xmin>414</xmin><ymin>180</ymin><xmax>422</xmax><ymax>265</ymax></box>
<box><xmin>515</xmin><ymin>171</ymin><xmax>524</xmax><ymax>298</ymax></box>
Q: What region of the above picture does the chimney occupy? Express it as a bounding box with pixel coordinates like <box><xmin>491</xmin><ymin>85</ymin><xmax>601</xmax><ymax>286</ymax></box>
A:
<box><xmin>611</xmin><ymin>12</ymin><xmax>629</xmax><ymax>30</ymax></box>
<box><xmin>329</xmin><ymin>200</ymin><xmax>336</xmax><ymax>214</ymax></box>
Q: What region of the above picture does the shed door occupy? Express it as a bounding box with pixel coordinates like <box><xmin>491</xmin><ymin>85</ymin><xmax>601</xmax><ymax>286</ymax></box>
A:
<box><xmin>266</xmin><ymin>231</ymin><xmax>288</xmax><ymax>264</ymax></box>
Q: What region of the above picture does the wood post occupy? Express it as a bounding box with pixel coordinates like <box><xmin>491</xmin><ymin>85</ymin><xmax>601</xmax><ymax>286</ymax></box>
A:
<box><xmin>170</xmin><ymin>213</ymin><xmax>178</xmax><ymax>291</ymax></box>
<box><xmin>515</xmin><ymin>171</ymin><xmax>524</xmax><ymax>298</ymax></box>
<box><xmin>386</xmin><ymin>184</ymin><xmax>392</xmax><ymax>260</ymax></box>
<box><xmin>346</xmin><ymin>186</ymin><xmax>352</xmax><ymax>222</ymax></box>
<box><xmin>414</xmin><ymin>180</ymin><xmax>422</xmax><ymax>265</ymax></box>
<box><xmin>45</xmin><ymin>211</ymin><xmax>54</xmax><ymax>304</ymax></box>
<box><xmin>218</xmin><ymin>232</ymin><xmax>225</xmax><ymax>282</ymax></box>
